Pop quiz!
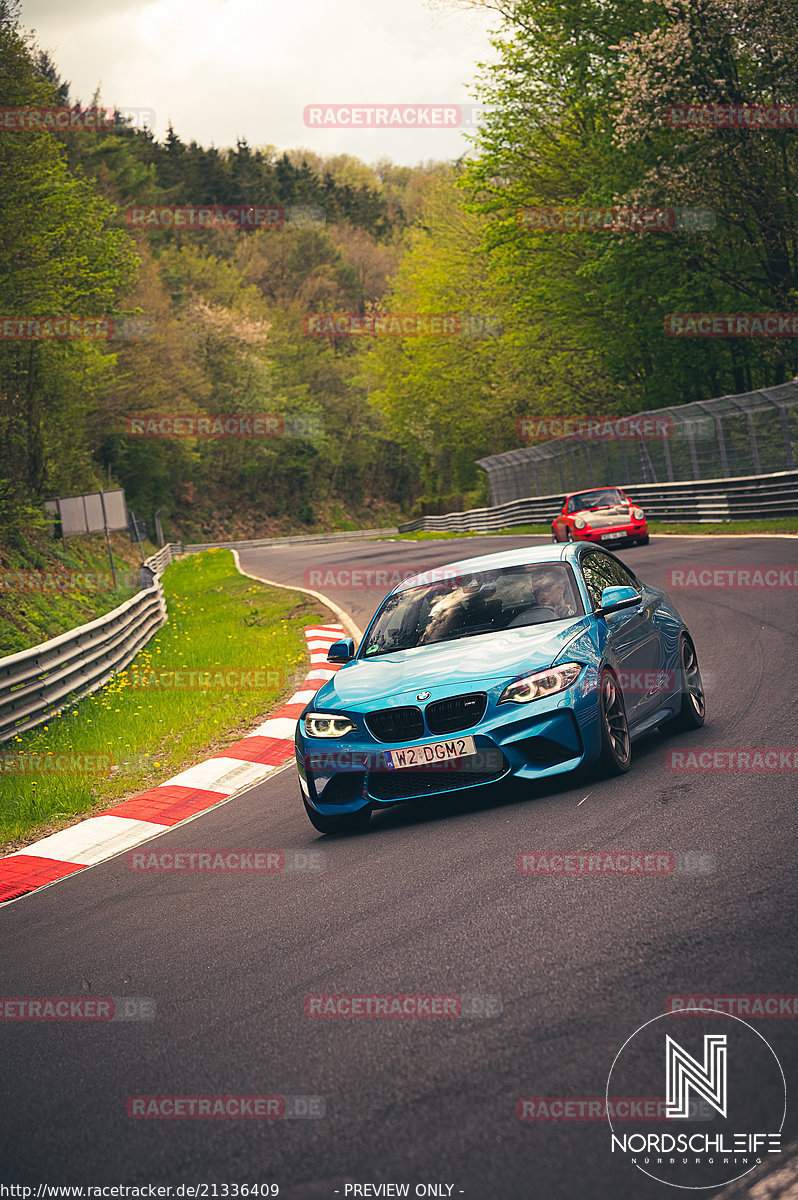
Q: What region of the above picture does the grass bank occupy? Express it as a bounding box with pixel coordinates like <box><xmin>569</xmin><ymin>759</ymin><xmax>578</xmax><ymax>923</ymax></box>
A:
<box><xmin>0</xmin><ymin>530</ymin><xmax>156</xmax><ymax>657</ymax></box>
<box><xmin>1</xmin><ymin>549</ymin><xmax>328</xmax><ymax>850</ymax></box>
<box><xmin>393</xmin><ymin>518</ymin><xmax>797</xmax><ymax>539</ymax></box>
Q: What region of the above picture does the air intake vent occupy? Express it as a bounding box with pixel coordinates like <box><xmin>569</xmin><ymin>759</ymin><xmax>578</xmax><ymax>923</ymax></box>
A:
<box><xmin>425</xmin><ymin>692</ymin><xmax>487</xmax><ymax>734</ymax></box>
<box><xmin>365</xmin><ymin>706</ymin><xmax>424</xmax><ymax>743</ymax></box>
<box><xmin>368</xmin><ymin>752</ymin><xmax>507</xmax><ymax>801</ymax></box>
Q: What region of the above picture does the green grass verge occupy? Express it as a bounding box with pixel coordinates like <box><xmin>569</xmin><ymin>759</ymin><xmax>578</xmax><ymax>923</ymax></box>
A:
<box><xmin>647</xmin><ymin>517</ymin><xmax>798</xmax><ymax>535</ymax></box>
<box><xmin>1</xmin><ymin>549</ymin><xmax>327</xmax><ymax>849</ymax></box>
<box><xmin>394</xmin><ymin>518</ymin><xmax>797</xmax><ymax>539</ymax></box>
<box><xmin>0</xmin><ymin>531</ymin><xmax>155</xmax><ymax>657</ymax></box>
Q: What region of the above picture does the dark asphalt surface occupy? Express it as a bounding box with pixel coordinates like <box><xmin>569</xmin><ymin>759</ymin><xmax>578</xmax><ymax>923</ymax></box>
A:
<box><xmin>2</xmin><ymin>534</ymin><xmax>797</xmax><ymax>1199</ymax></box>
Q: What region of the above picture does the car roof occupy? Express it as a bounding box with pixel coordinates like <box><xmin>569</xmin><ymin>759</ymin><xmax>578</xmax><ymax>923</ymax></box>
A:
<box><xmin>395</xmin><ymin>543</ymin><xmax>578</xmax><ymax>593</ymax></box>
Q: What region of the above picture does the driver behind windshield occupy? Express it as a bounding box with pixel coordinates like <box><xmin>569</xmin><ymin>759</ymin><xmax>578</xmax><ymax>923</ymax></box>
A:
<box><xmin>418</xmin><ymin>576</ymin><xmax>495</xmax><ymax>644</ymax></box>
<box><xmin>532</xmin><ymin>570</ymin><xmax>578</xmax><ymax>618</ymax></box>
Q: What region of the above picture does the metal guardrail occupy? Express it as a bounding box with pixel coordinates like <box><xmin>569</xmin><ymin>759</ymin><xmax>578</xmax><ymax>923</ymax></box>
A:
<box><xmin>184</xmin><ymin>528</ymin><xmax>399</xmax><ymax>552</ymax></box>
<box><xmin>142</xmin><ymin>542</ymin><xmax>184</xmax><ymax>576</ymax></box>
<box><xmin>398</xmin><ymin>471</ymin><xmax>798</xmax><ymax>533</ymax></box>
<box><xmin>0</xmin><ymin>543</ymin><xmax>183</xmax><ymax>743</ymax></box>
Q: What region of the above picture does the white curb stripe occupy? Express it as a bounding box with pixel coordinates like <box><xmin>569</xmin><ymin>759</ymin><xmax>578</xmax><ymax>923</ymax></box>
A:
<box><xmin>164</xmin><ymin>757</ymin><xmax>276</xmax><ymax>794</ymax></box>
<box><xmin>7</xmin><ymin>816</ymin><xmax>172</xmax><ymax>866</ymax></box>
<box><xmin>248</xmin><ymin>716</ymin><xmax>299</xmax><ymax>740</ymax></box>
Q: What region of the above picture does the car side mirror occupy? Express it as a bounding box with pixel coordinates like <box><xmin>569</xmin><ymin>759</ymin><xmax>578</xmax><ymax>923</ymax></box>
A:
<box><xmin>327</xmin><ymin>638</ymin><xmax>355</xmax><ymax>664</ymax></box>
<box><xmin>596</xmin><ymin>586</ymin><xmax>640</xmax><ymax>618</ymax></box>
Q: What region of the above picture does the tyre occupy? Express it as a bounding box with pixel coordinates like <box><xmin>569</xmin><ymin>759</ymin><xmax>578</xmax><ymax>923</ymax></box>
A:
<box><xmin>638</xmin><ymin>534</ymin><xmax>650</xmax><ymax>545</ymax></box>
<box><xmin>595</xmin><ymin>668</ymin><xmax>631</xmax><ymax>775</ymax></box>
<box><xmin>302</xmin><ymin>795</ymin><xmax>372</xmax><ymax>834</ymax></box>
<box><xmin>670</xmin><ymin>634</ymin><xmax>705</xmax><ymax>731</ymax></box>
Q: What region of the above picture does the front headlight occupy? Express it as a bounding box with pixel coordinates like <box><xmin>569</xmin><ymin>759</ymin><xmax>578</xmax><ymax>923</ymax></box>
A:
<box><xmin>632</xmin><ymin>507</ymin><xmax>645</xmax><ymax>520</ymax></box>
<box><xmin>304</xmin><ymin>712</ymin><xmax>357</xmax><ymax>738</ymax></box>
<box><xmin>574</xmin><ymin>516</ymin><xmax>587</xmax><ymax>530</ymax></box>
<box><xmin>498</xmin><ymin>662</ymin><xmax>583</xmax><ymax>705</ymax></box>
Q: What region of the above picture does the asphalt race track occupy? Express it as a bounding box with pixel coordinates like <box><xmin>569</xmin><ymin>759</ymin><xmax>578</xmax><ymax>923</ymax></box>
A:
<box><xmin>2</xmin><ymin>534</ymin><xmax>797</xmax><ymax>1199</ymax></box>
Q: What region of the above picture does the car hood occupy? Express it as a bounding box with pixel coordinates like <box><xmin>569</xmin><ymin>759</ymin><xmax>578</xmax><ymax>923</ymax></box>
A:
<box><xmin>315</xmin><ymin>618</ymin><xmax>593</xmax><ymax>709</ymax></box>
<box><xmin>577</xmin><ymin>505</ymin><xmax>632</xmax><ymax>528</ymax></box>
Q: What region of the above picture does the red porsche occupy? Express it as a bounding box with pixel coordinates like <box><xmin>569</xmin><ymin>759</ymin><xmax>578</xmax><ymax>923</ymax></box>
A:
<box><xmin>551</xmin><ymin>487</ymin><xmax>649</xmax><ymax>546</ymax></box>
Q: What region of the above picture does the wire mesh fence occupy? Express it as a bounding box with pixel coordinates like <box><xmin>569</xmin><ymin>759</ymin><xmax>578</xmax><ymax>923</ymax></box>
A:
<box><xmin>478</xmin><ymin>381</ymin><xmax>798</xmax><ymax>505</ymax></box>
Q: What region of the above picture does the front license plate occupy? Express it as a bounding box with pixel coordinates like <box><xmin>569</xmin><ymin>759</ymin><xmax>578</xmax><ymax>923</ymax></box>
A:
<box><xmin>384</xmin><ymin>735</ymin><xmax>477</xmax><ymax>771</ymax></box>
<box><xmin>601</xmin><ymin>531</ymin><xmax>625</xmax><ymax>540</ymax></box>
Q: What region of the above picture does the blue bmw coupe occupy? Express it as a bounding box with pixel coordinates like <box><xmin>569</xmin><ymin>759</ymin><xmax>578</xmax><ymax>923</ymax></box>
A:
<box><xmin>295</xmin><ymin>543</ymin><xmax>705</xmax><ymax>833</ymax></box>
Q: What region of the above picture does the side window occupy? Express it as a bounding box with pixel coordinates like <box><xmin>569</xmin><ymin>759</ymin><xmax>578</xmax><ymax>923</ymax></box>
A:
<box><xmin>581</xmin><ymin>552</ymin><xmax>639</xmax><ymax>608</ymax></box>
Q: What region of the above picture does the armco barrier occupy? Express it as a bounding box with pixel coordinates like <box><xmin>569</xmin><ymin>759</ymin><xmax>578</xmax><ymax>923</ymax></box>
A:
<box><xmin>0</xmin><ymin>531</ymin><xmax>396</xmax><ymax>744</ymax></box>
<box><xmin>184</xmin><ymin>527</ymin><xmax>398</xmax><ymax>552</ymax></box>
<box><xmin>0</xmin><ymin>544</ymin><xmax>183</xmax><ymax>743</ymax></box>
<box><xmin>398</xmin><ymin>471</ymin><xmax>798</xmax><ymax>533</ymax></box>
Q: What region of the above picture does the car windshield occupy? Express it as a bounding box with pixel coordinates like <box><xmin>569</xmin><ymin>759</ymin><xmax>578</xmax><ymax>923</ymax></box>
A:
<box><xmin>569</xmin><ymin>488</ymin><xmax>626</xmax><ymax>512</ymax></box>
<box><xmin>361</xmin><ymin>563</ymin><xmax>585</xmax><ymax>657</ymax></box>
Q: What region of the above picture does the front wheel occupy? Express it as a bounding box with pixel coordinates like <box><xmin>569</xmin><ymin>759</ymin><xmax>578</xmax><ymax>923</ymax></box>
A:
<box><xmin>638</xmin><ymin>534</ymin><xmax>650</xmax><ymax>545</ymax></box>
<box><xmin>302</xmin><ymin>796</ymin><xmax>372</xmax><ymax>834</ymax></box>
<box><xmin>595</xmin><ymin>668</ymin><xmax>631</xmax><ymax>775</ymax></box>
<box><xmin>670</xmin><ymin>634</ymin><xmax>705</xmax><ymax>730</ymax></box>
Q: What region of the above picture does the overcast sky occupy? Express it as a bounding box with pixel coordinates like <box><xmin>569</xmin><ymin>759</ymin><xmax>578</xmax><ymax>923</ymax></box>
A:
<box><xmin>20</xmin><ymin>0</ymin><xmax>500</xmax><ymax>166</ymax></box>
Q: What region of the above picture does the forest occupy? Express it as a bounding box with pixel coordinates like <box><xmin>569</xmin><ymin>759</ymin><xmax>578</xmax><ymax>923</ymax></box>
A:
<box><xmin>1</xmin><ymin>0</ymin><xmax>796</xmax><ymax>549</ymax></box>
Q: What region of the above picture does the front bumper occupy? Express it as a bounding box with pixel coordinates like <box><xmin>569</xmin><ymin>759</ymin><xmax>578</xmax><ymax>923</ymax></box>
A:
<box><xmin>296</xmin><ymin>678</ymin><xmax>602</xmax><ymax>817</ymax></box>
<box><xmin>573</xmin><ymin>520</ymin><xmax>648</xmax><ymax>544</ymax></box>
